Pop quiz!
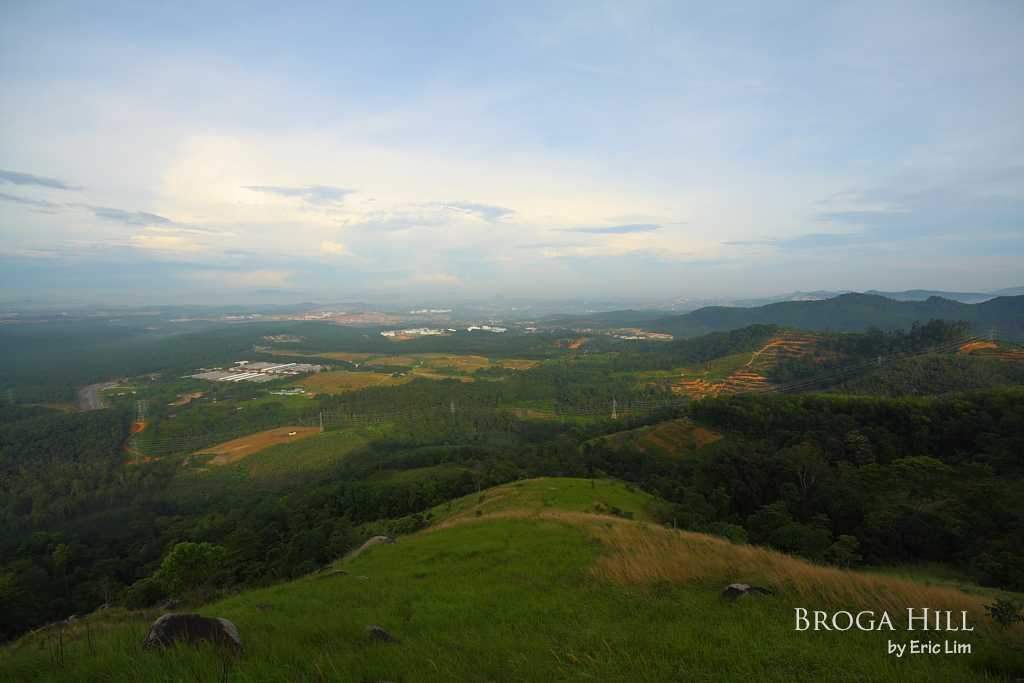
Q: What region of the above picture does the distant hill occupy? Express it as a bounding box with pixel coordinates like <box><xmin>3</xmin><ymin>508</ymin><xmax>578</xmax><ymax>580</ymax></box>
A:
<box><xmin>864</xmin><ymin>289</ymin><xmax>995</xmax><ymax>304</ymax></box>
<box><xmin>730</xmin><ymin>288</ymin><xmax>1010</xmax><ymax>307</ymax></box>
<box><xmin>652</xmin><ymin>293</ymin><xmax>1024</xmax><ymax>339</ymax></box>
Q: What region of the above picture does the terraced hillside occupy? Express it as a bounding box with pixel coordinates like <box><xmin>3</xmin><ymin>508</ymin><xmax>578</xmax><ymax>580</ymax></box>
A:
<box><xmin>3</xmin><ymin>478</ymin><xmax>1020</xmax><ymax>682</ymax></box>
<box><xmin>671</xmin><ymin>332</ymin><xmax>824</xmax><ymax>398</ymax></box>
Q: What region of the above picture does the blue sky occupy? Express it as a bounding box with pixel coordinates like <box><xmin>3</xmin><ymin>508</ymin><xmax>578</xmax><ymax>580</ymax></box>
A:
<box><xmin>1</xmin><ymin>1</ymin><xmax>1022</xmax><ymax>305</ymax></box>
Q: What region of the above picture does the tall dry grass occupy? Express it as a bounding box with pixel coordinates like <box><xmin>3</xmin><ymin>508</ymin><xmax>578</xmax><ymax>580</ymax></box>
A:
<box><xmin>429</xmin><ymin>508</ymin><xmax>1020</xmax><ymax>638</ymax></box>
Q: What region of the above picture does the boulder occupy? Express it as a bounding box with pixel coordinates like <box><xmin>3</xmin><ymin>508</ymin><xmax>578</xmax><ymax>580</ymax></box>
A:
<box><xmin>345</xmin><ymin>536</ymin><xmax>394</xmax><ymax>561</ymax></box>
<box><xmin>722</xmin><ymin>583</ymin><xmax>774</xmax><ymax>600</ymax></box>
<box><xmin>365</xmin><ymin>625</ymin><xmax>398</xmax><ymax>643</ymax></box>
<box><xmin>143</xmin><ymin>613</ymin><xmax>243</xmax><ymax>655</ymax></box>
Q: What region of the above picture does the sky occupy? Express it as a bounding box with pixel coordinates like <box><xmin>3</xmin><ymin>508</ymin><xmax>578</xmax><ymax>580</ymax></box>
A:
<box><xmin>1</xmin><ymin>0</ymin><xmax>1022</xmax><ymax>306</ymax></box>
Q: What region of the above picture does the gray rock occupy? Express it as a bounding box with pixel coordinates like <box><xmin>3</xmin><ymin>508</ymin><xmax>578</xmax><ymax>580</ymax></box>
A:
<box><xmin>722</xmin><ymin>583</ymin><xmax>774</xmax><ymax>600</ymax></box>
<box><xmin>345</xmin><ymin>536</ymin><xmax>394</xmax><ymax>561</ymax></box>
<box><xmin>143</xmin><ymin>613</ymin><xmax>243</xmax><ymax>655</ymax></box>
<box><xmin>365</xmin><ymin>625</ymin><xmax>398</xmax><ymax>643</ymax></box>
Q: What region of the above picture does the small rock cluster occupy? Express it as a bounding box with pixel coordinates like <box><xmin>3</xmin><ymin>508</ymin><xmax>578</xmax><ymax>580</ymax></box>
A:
<box><xmin>721</xmin><ymin>583</ymin><xmax>774</xmax><ymax>600</ymax></box>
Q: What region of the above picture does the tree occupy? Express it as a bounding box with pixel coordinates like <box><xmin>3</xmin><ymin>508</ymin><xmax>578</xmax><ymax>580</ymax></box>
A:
<box><xmin>826</xmin><ymin>535</ymin><xmax>863</xmax><ymax>567</ymax></box>
<box><xmin>52</xmin><ymin>543</ymin><xmax>70</xmax><ymax>598</ymax></box>
<box><xmin>154</xmin><ymin>542</ymin><xmax>227</xmax><ymax>596</ymax></box>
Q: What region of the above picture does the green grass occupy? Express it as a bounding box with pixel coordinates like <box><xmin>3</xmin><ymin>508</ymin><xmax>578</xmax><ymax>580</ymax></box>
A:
<box><xmin>3</xmin><ymin>478</ymin><xmax>1020</xmax><ymax>681</ymax></box>
<box><xmin>428</xmin><ymin>477</ymin><xmax>666</xmax><ymax>524</ymax></box>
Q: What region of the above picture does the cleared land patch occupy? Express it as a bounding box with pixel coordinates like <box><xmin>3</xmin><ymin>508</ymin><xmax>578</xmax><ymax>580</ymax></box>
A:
<box><xmin>196</xmin><ymin>426</ymin><xmax>320</xmax><ymax>465</ymax></box>
<box><xmin>959</xmin><ymin>340</ymin><xmax>1024</xmax><ymax>363</ymax></box>
<box><xmin>297</xmin><ymin>370</ymin><xmax>413</xmax><ymax>395</ymax></box>
<box><xmin>169</xmin><ymin>391</ymin><xmax>204</xmax><ymax>406</ymax></box>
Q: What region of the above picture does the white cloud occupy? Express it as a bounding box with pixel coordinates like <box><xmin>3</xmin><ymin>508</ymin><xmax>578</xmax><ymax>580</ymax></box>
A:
<box><xmin>130</xmin><ymin>233</ymin><xmax>201</xmax><ymax>252</ymax></box>
<box><xmin>319</xmin><ymin>240</ymin><xmax>348</xmax><ymax>255</ymax></box>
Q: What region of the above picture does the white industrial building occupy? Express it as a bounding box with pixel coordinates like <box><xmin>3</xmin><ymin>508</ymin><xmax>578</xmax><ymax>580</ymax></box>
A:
<box><xmin>189</xmin><ymin>361</ymin><xmax>324</xmax><ymax>384</ymax></box>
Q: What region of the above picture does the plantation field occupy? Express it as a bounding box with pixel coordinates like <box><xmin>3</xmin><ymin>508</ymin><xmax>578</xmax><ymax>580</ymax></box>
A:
<box><xmin>362</xmin><ymin>353</ymin><xmax>540</xmax><ymax>375</ymax></box>
<box><xmin>4</xmin><ymin>478</ymin><xmax>1019</xmax><ymax>682</ymax></box>
<box><xmin>297</xmin><ymin>370</ymin><xmax>413</xmax><ymax>395</ymax></box>
<box><xmin>266</xmin><ymin>348</ymin><xmax>541</xmax><ymax>373</ymax></box>
<box><xmin>37</xmin><ymin>402</ymin><xmax>79</xmax><ymax>413</ymax></box>
<box><xmin>241</xmin><ymin>429</ymin><xmax>373</xmax><ymax>483</ymax></box>
<box><xmin>595</xmin><ymin>418</ymin><xmax>722</xmax><ymax>458</ymax></box>
<box><xmin>318</xmin><ymin>351</ymin><xmax>376</xmax><ymax>362</ymax></box>
<box><xmin>296</xmin><ymin>353</ymin><xmax>541</xmax><ymax>394</ymax></box>
<box><xmin>196</xmin><ymin>426</ymin><xmax>321</xmax><ymax>465</ymax></box>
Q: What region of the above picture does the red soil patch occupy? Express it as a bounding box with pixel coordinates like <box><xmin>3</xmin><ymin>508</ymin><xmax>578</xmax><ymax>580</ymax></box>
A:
<box><xmin>959</xmin><ymin>341</ymin><xmax>998</xmax><ymax>354</ymax></box>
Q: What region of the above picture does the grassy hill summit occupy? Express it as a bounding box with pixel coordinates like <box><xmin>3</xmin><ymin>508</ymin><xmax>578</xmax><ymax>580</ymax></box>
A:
<box><xmin>3</xmin><ymin>478</ymin><xmax>1020</xmax><ymax>682</ymax></box>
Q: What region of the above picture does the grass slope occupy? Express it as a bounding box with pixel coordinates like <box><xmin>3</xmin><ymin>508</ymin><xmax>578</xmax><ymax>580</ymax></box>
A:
<box><xmin>3</xmin><ymin>479</ymin><xmax>1020</xmax><ymax>682</ymax></box>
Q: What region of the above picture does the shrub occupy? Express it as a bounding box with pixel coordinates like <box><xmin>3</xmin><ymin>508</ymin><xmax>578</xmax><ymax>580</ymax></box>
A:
<box><xmin>154</xmin><ymin>542</ymin><xmax>227</xmax><ymax>596</ymax></box>
<box><xmin>123</xmin><ymin>576</ymin><xmax>166</xmax><ymax>608</ymax></box>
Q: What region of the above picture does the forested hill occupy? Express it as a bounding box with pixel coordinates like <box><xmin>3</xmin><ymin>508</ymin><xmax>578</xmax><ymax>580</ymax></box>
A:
<box><xmin>653</xmin><ymin>293</ymin><xmax>1024</xmax><ymax>338</ymax></box>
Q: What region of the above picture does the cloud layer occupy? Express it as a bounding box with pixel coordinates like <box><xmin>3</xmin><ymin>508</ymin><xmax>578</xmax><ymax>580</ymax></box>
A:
<box><xmin>1</xmin><ymin>2</ymin><xmax>1022</xmax><ymax>303</ymax></box>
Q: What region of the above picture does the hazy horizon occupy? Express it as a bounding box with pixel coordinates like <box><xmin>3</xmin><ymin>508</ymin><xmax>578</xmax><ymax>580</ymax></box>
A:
<box><xmin>2</xmin><ymin>1</ymin><xmax>1022</xmax><ymax>305</ymax></box>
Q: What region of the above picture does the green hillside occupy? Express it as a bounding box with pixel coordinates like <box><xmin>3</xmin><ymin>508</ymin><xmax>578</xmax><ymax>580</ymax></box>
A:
<box><xmin>2</xmin><ymin>478</ymin><xmax>1020</xmax><ymax>682</ymax></box>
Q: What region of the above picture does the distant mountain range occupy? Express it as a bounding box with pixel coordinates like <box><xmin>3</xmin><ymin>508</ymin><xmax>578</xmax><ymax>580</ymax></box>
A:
<box><xmin>725</xmin><ymin>287</ymin><xmax>1023</xmax><ymax>308</ymax></box>
<box><xmin>652</xmin><ymin>293</ymin><xmax>1024</xmax><ymax>339</ymax></box>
